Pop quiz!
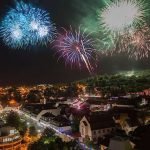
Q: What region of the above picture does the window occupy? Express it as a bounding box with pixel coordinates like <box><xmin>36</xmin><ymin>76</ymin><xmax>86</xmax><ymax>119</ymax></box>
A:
<box><xmin>93</xmin><ymin>131</ymin><xmax>96</xmax><ymax>135</ymax></box>
<box><xmin>82</xmin><ymin>127</ymin><xmax>84</xmax><ymax>136</ymax></box>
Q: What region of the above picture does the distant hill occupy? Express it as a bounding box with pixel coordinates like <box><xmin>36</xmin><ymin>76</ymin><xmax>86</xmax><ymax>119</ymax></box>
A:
<box><xmin>76</xmin><ymin>70</ymin><xmax>150</xmax><ymax>95</ymax></box>
<box><xmin>117</xmin><ymin>70</ymin><xmax>150</xmax><ymax>77</ymax></box>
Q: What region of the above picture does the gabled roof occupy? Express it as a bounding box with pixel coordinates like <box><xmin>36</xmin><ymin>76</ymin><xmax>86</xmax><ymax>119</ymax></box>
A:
<box><xmin>126</xmin><ymin>118</ymin><xmax>140</xmax><ymax>127</ymax></box>
<box><xmin>86</xmin><ymin>113</ymin><xmax>116</xmax><ymax>130</ymax></box>
<box><xmin>43</xmin><ymin>112</ymin><xmax>55</xmax><ymax>118</ymax></box>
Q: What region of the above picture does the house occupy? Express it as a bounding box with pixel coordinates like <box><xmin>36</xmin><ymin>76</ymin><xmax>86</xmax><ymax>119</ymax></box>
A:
<box><xmin>79</xmin><ymin>113</ymin><xmax>116</xmax><ymax>143</ymax></box>
<box><xmin>51</xmin><ymin>115</ymin><xmax>71</xmax><ymax>127</ymax></box>
<box><xmin>8</xmin><ymin>100</ymin><xmax>20</xmax><ymax>109</ymax></box>
<box><xmin>112</xmin><ymin>108</ymin><xmax>140</xmax><ymax>133</ymax></box>
<box><xmin>108</xmin><ymin>136</ymin><xmax>133</xmax><ymax>150</ymax></box>
<box><xmin>99</xmin><ymin>135</ymin><xmax>134</xmax><ymax>150</ymax></box>
<box><xmin>40</xmin><ymin>113</ymin><xmax>71</xmax><ymax>133</ymax></box>
<box><xmin>22</xmin><ymin>103</ymin><xmax>61</xmax><ymax>121</ymax></box>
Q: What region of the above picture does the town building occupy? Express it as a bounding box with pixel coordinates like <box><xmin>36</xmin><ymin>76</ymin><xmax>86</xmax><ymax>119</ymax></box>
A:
<box><xmin>79</xmin><ymin>113</ymin><xmax>116</xmax><ymax>143</ymax></box>
<box><xmin>0</xmin><ymin>126</ymin><xmax>22</xmax><ymax>150</ymax></box>
<box><xmin>112</xmin><ymin>107</ymin><xmax>141</xmax><ymax>133</ymax></box>
<box><xmin>108</xmin><ymin>136</ymin><xmax>133</xmax><ymax>150</ymax></box>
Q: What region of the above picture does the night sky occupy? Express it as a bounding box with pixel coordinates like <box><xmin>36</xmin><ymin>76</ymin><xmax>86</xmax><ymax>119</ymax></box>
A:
<box><xmin>0</xmin><ymin>0</ymin><xmax>149</xmax><ymax>85</ymax></box>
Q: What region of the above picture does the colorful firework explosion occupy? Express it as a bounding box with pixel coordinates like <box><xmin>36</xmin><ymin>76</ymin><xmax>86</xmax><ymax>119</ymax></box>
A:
<box><xmin>122</xmin><ymin>25</ymin><xmax>150</xmax><ymax>59</ymax></box>
<box><xmin>55</xmin><ymin>27</ymin><xmax>96</xmax><ymax>74</ymax></box>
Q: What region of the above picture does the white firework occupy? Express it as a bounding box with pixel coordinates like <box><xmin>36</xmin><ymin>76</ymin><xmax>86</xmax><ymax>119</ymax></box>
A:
<box><xmin>99</xmin><ymin>0</ymin><xmax>147</xmax><ymax>33</ymax></box>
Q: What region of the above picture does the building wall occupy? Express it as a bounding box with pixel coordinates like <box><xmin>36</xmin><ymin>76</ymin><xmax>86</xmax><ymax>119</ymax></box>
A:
<box><xmin>80</xmin><ymin>117</ymin><xmax>115</xmax><ymax>142</ymax></box>
<box><xmin>122</xmin><ymin>122</ymin><xmax>137</xmax><ymax>134</ymax></box>
<box><xmin>92</xmin><ymin>127</ymin><xmax>115</xmax><ymax>141</ymax></box>
<box><xmin>109</xmin><ymin>138</ymin><xmax>133</xmax><ymax>150</ymax></box>
<box><xmin>79</xmin><ymin>117</ymin><xmax>92</xmax><ymax>141</ymax></box>
<box><xmin>0</xmin><ymin>136</ymin><xmax>22</xmax><ymax>150</ymax></box>
<box><xmin>36</xmin><ymin>108</ymin><xmax>60</xmax><ymax>121</ymax></box>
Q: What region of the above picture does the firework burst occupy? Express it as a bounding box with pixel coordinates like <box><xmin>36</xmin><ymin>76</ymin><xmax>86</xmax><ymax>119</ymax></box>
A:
<box><xmin>55</xmin><ymin>27</ymin><xmax>96</xmax><ymax>74</ymax></box>
<box><xmin>123</xmin><ymin>25</ymin><xmax>150</xmax><ymax>59</ymax></box>
<box><xmin>99</xmin><ymin>0</ymin><xmax>147</xmax><ymax>34</ymax></box>
<box><xmin>98</xmin><ymin>25</ymin><xmax>150</xmax><ymax>60</ymax></box>
<box><xmin>0</xmin><ymin>1</ymin><xmax>56</xmax><ymax>49</ymax></box>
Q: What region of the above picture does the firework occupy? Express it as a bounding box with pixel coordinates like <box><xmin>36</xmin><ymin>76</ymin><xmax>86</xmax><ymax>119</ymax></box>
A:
<box><xmin>96</xmin><ymin>33</ymin><xmax>117</xmax><ymax>56</ymax></box>
<box><xmin>124</xmin><ymin>26</ymin><xmax>150</xmax><ymax>59</ymax></box>
<box><xmin>0</xmin><ymin>1</ymin><xmax>56</xmax><ymax>49</ymax></box>
<box><xmin>98</xmin><ymin>27</ymin><xmax>150</xmax><ymax>60</ymax></box>
<box><xmin>99</xmin><ymin>0</ymin><xmax>147</xmax><ymax>34</ymax></box>
<box><xmin>55</xmin><ymin>27</ymin><xmax>96</xmax><ymax>74</ymax></box>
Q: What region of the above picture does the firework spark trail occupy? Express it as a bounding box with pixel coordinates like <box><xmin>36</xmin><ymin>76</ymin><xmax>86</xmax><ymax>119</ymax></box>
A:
<box><xmin>55</xmin><ymin>27</ymin><xmax>96</xmax><ymax>74</ymax></box>
<box><xmin>107</xmin><ymin>25</ymin><xmax>150</xmax><ymax>59</ymax></box>
<box><xmin>99</xmin><ymin>0</ymin><xmax>150</xmax><ymax>54</ymax></box>
<box><xmin>81</xmin><ymin>41</ymin><xmax>93</xmax><ymax>74</ymax></box>
<box><xmin>128</xmin><ymin>25</ymin><xmax>150</xmax><ymax>59</ymax></box>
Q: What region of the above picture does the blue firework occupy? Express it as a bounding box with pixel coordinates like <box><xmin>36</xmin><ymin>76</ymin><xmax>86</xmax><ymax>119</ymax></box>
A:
<box><xmin>0</xmin><ymin>1</ymin><xmax>56</xmax><ymax>49</ymax></box>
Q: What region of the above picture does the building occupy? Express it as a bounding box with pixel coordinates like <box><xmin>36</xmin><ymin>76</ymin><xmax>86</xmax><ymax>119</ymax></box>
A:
<box><xmin>0</xmin><ymin>126</ymin><xmax>22</xmax><ymax>150</ymax></box>
<box><xmin>8</xmin><ymin>100</ymin><xmax>20</xmax><ymax>109</ymax></box>
<box><xmin>143</xmin><ymin>89</ymin><xmax>150</xmax><ymax>96</ymax></box>
<box><xmin>40</xmin><ymin>112</ymin><xmax>55</xmax><ymax>122</ymax></box>
<box><xmin>22</xmin><ymin>103</ymin><xmax>61</xmax><ymax>121</ymax></box>
<box><xmin>122</xmin><ymin>118</ymin><xmax>140</xmax><ymax>134</ymax></box>
<box><xmin>112</xmin><ymin>107</ymin><xmax>141</xmax><ymax>133</ymax></box>
<box><xmin>79</xmin><ymin>113</ymin><xmax>116</xmax><ymax>143</ymax></box>
<box><xmin>40</xmin><ymin>112</ymin><xmax>71</xmax><ymax>133</ymax></box>
<box><xmin>108</xmin><ymin>136</ymin><xmax>133</xmax><ymax>150</ymax></box>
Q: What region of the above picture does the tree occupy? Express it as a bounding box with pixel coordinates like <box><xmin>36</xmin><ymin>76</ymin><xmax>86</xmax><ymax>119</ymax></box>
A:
<box><xmin>71</xmin><ymin>117</ymin><xmax>80</xmax><ymax>133</ymax></box>
<box><xmin>131</xmin><ymin>125</ymin><xmax>150</xmax><ymax>150</ymax></box>
<box><xmin>27</xmin><ymin>90</ymin><xmax>41</xmax><ymax>103</ymax></box>
<box><xmin>42</xmin><ymin>128</ymin><xmax>55</xmax><ymax>137</ymax></box>
<box><xmin>19</xmin><ymin>121</ymin><xmax>27</xmax><ymax>136</ymax></box>
<box><xmin>29</xmin><ymin>128</ymin><xmax>79</xmax><ymax>150</ymax></box>
<box><xmin>6</xmin><ymin>111</ymin><xmax>21</xmax><ymax>129</ymax></box>
<box><xmin>28</xmin><ymin>140</ymin><xmax>48</xmax><ymax>150</ymax></box>
<box><xmin>29</xmin><ymin>126</ymin><xmax>38</xmax><ymax>137</ymax></box>
<box><xmin>6</xmin><ymin>111</ymin><xmax>27</xmax><ymax>136</ymax></box>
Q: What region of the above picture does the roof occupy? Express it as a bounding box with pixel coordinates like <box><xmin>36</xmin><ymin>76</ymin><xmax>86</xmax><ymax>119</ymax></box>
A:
<box><xmin>111</xmin><ymin>136</ymin><xmax>129</xmax><ymax>142</ymax></box>
<box><xmin>126</xmin><ymin>118</ymin><xmax>140</xmax><ymax>127</ymax></box>
<box><xmin>9</xmin><ymin>100</ymin><xmax>19</xmax><ymax>107</ymax></box>
<box><xmin>86</xmin><ymin>113</ymin><xmax>116</xmax><ymax>130</ymax></box>
<box><xmin>112</xmin><ymin>107</ymin><xmax>136</xmax><ymax>114</ymax></box>
<box><xmin>24</xmin><ymin>103</ymin><xmax>57</xmax><ymax>114</ymax></box>
<box><xmin>0</xmin><ymin>126</ymin><xmax>17</xmax><ymax>136</ymax></box>
<box><xmin>53</xmin><ymin>115</ymin><xmax>70</xmax><ymax>124</ymax></box>
<box><xmin>43</xmin><ymin>112</ymin><xmax>55</xmax><ymax>118</ymax></box>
